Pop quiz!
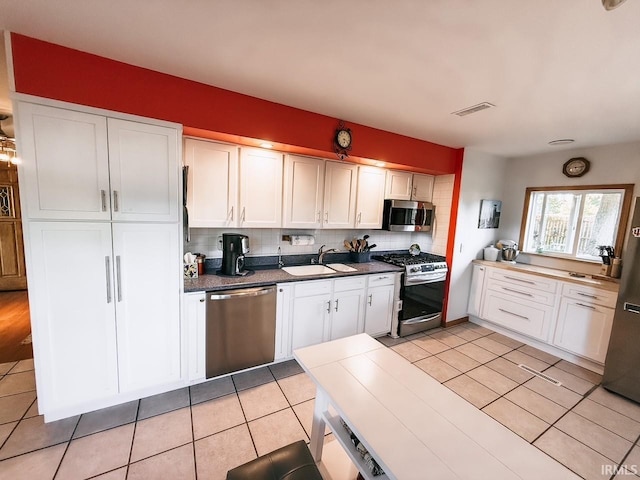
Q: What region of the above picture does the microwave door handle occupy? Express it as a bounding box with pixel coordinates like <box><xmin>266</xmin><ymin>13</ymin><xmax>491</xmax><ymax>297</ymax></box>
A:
<box><xmin>422</xmin><ymin>204</ymin><xmax>427</xmax><ymax>227</ymax></box>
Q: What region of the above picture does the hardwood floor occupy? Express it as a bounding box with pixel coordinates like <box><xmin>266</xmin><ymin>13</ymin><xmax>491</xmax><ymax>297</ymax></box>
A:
<box><xmin>0</xmin><ymin>290</ymin><xmax>33</xmax><ymax>363</ymax></box>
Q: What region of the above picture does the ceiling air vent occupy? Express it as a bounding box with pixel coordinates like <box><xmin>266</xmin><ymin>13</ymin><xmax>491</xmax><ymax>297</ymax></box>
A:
<box><xmin>451</xmin><ymin>102</ymin><xmax>495</xmax><ymax>117</ymax></box>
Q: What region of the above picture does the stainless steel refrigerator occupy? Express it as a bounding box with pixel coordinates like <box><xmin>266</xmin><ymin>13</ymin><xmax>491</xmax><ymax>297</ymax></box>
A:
<box><xmin>602</xmin><ymin>197</ymin><xmax>640</xmax><ymax>403</ymax></box>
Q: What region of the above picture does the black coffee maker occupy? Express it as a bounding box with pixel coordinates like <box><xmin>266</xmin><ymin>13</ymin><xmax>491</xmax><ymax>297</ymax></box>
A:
<box><xmin>220</xmin><ymin>234</ymin><xmax>251</xmax><ymax>276</ymax></box>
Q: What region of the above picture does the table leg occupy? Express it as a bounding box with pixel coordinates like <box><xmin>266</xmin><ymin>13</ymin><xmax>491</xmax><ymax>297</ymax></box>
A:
<box><xmin>309</xmin><ymin>387</ymin><xmax>328</xmax><ymax>462</ymax></box>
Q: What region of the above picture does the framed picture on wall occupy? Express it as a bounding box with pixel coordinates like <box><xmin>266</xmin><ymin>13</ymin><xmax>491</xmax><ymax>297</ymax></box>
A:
<box><xmin>478</xmin><ymin>199</ymin><xmax>502</xmax><ymax>229</ymax></box>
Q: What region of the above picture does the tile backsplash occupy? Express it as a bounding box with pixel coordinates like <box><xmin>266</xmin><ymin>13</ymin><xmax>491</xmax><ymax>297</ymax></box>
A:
<box><xmin>185</xmin><ymin>228</ymin><xmax>435</xmax><ymax>259</ymax></box>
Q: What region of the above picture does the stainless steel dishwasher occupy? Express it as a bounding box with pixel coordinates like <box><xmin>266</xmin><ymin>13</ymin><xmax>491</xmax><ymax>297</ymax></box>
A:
<box><xmin>205</xmin><ymin>285</ymin><xmax>276</xmax><ymax>378</ymax></box>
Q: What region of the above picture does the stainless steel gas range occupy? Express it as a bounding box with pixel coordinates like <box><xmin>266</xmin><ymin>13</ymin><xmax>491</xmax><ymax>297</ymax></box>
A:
<box><xmin>375</xmin><ymin>253</ymin><xmax>448</xmax><ymax>337</ymax></box>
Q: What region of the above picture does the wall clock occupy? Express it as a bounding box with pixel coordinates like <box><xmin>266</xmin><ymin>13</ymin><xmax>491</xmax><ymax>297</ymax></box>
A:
<box><xmin>562</xmin><ymin>157</ymin><xmax>590</xmax><ymax>178</ymax></box>
<box><xmin>334</xmin><ymin>121</ymin><xmax>352</xmax><ymax>160</ymax></box>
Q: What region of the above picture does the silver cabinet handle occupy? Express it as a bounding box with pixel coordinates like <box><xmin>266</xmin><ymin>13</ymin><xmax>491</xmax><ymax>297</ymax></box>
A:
<box><xmin>116</xmin><ymin>255</ymin><xmax>122</xmax><ymax>302</ymax></box>
<box><xmin>101</xmin><ymin>190</ymin><xmax>107</xmax><ymax>212</ymax></box>
<box><xmin>324</xmin><ymin>211</ymin><xmax>328</xmax><ymax>223</ymax></box>
<box><xmin>357</xmin><ymin>212</ymin><xmax>362</xmax><ymax>224</ymax></box>
<box><xmin>241</xmin><ymin>207</ymin><xmax>246</xmax><ymax>223</ymax></box>
<box><xmin>576</xmin><ymin>302</ymin><xmax>596</xmax><ymax>310</ymax></box>
<box><xmin>498</xmin><ymin>308</ymin><xmax>529</xmax><ymax>320</ymax></box>
<box><xmin>335</xmin><ymin>299</ymin><xmax>339</xmax><ymax>312</ymax></box>
<box><xmin>378</xmin><ymin>276</ymin><xmax>388</xmax><ymax>280</ymax></box>
<box><xmin>113</xmin><ymin>190</ymin><xmax>119</xmax><ymax>212</ymax></box>
<box><xmin>326</xmin><ymin>301</ymin><xmax>331</xmax><ymax>314</ymax></box>
<box><xmin>105</xmin><ymin>256</ymin><xmax>112</xmax><ymax>303</ymax></box>
<box><xmin>502</xmin><ymin>287</ymin><xmax>534</xmax><ymax>297</ymax></box>
<box><xmin>503</xmin><ymin>275</ymin><xmax>535</xmax><ymax>285</ymax></box>
<box><xmin>577</xmin><ymin>292</ymin><xmax>598</xmax><ymax>299</ymax></box>
<box><xmin>199</xmin><ymin>298</ymin><xmax>205</xmax><ymax>302</ymax></box>
<box><xmin>228</xmin><ymin>207</ymin><xmax>234</xmax><ymax>222</ymax></box>
<box><xmin>368</xmin><ymin>294</ymin><xmax>373</xmax><ymax>306</ymax></box>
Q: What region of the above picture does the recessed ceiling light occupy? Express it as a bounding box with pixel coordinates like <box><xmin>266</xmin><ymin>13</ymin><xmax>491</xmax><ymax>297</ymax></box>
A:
<box><xmin>451</xmin><ymin>102</ymin><xmax>495</xmax><ymax>117</ymax></box>
<box><xmin>259</xmin><ymin>142</ymin><xmax>273</xmax><ymax>149</ymax></box>
<box><xmin>374</xmin><ymin>161</ymin><xmax>386</xmax><ymax>167</ymax></box>
<box><xmin>548</xmin><ymin>139</ymin><xmax>575</xmax><ymax>146</ymax></box>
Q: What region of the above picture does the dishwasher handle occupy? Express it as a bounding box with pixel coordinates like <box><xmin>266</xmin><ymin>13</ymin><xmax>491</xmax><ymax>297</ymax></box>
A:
<box><xmin>209</xmin><ymin>286</ymin><xmax>275</xmax><ymax>301</ymax></box>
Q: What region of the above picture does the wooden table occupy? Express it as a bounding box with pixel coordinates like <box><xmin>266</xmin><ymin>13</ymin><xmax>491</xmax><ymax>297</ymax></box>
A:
<box><xmin>294</xmin><ymin>334</ymin><xmax>580</xmax><ymax>480</ymax></box>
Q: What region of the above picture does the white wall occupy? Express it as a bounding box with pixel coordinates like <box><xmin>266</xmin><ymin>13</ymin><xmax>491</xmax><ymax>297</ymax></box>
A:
<box><xmin>446</xmin><ymin>150</ymin><xmax>509</xmax><ymax>322</ymax></box>
<box><xmin>500</xmin><ymin>141</ymin><xmax>639</xmax><ymax>274</ymax></box>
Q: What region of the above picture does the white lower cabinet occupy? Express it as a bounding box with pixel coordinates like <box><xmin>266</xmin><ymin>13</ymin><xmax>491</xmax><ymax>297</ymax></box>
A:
<box><xmin>364</xmin><ymin>274</ymin><xmax>396</xmax><ymax>337</ymax></box>
<box><xmin>184</xmin><ymin>292</ymin><xmax>206</xmax><ymax>382</ymax></box>
<box><xmin>472</xmin><ymin>263</ymin><xmax>618</xmax><ymax>365</ymax></box>
<box><xmin>27</xmin><ymin>221</ymin><xmax>182</xmax><ymax>419</ymax></box>
<box><xmin>552</xmin><ymin>283</ymin><xmax>616</xmax><ymax>364</ymax></box>
<box><xmin>283</xmin><ymin>274</ymin><xmax>397</xmax><ymax>357</ymax></box>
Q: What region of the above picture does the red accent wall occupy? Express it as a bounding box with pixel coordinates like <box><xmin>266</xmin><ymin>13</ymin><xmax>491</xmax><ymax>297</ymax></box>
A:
<box><xmin>10</xmin><ymin>33</ymin><xmax>461</xmax><ymax>174</ymax></box>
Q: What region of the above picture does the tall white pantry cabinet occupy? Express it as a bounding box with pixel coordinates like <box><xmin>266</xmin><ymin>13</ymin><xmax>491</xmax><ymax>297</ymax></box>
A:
<box><xmin>17</xmin><ymin>100</ymin><xmax>183</xmax><ymax>421</ymax></box>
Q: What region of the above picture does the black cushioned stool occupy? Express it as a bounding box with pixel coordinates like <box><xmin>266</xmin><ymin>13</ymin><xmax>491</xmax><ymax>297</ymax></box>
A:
<box><xmin>226</xmin><ymin>440</ymin><xmax>322</xmax><ymax>480</ymax></box>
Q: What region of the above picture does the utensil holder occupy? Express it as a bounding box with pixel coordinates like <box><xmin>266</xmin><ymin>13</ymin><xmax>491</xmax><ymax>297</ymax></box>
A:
<box><xmin>349</xmin><ymin>251</ymin><xmax>371</xmax><ymax>263</ymax></box>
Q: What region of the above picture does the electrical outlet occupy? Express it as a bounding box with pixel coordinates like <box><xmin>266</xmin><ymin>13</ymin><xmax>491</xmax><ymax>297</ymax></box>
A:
<box><xmin>217</xmin><ymin>236</ymin><xmax>223</xmax><ymax>251</ymax></box>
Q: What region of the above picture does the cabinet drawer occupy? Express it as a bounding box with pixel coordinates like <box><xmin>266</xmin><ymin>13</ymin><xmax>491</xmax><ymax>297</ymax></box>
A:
<box><xmin>487</xmin><ymin>268</ymin><xmax>558</xmax><ymax>293</ymax></box>
<box><xmin>334</xmin><ymin>276</ymin><xmax>367</xmax><ymax>292</ymax></box>
<box><xmin>481</xmin><ymin>291</ymin><xmax>553</xmax><ymax>341</ymax></box>
<box><xmin>561</xmin><ymin>283</ymin><xmax>617</xmax><ymax>308</ymax></box>
<box><xmin>367</xmin><ymin>273</ymin><xmax>396</xmax><ymax>287</ymax></box>
<box><xmin>486</xmin><ymin>279</ymin><xmax>556</xmax><ymax>306</ymax></box>
<box><xmin>293</xmin><ymin>279</ymin><xmax>333</xmax><ymax>297</ymax></box>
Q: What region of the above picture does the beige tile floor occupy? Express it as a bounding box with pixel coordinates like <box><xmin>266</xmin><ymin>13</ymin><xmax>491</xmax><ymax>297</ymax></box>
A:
<box><xmin>1</xmin><ymin>324</ymin><xmax>640</xmax><ymax>480</ymax></box>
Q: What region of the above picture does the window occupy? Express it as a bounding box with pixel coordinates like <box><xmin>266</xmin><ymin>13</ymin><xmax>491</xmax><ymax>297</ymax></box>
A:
<box><xmin>520</xmin><ymin>185</ymin><xmax>633</xmax><ymax>262</ymax></box>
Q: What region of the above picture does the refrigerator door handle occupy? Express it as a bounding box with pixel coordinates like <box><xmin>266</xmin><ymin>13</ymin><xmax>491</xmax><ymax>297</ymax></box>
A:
<box><xmin>624</xmin><ymin>302</ymin><xmax>640</xmax><ymax>314</ymax></box>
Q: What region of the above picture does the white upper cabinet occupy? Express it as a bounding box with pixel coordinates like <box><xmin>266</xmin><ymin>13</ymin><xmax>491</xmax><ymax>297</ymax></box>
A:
<box><xmin>18</xmin><ymin>103</ymin><xmax>111</xmax><ymax>220</ymax></box>
<box><xmin>324</xmin><ymin>161</ymin><xmax>358</xmax><ymax>229</ymax></box>
<box><xmin>17</xmin><ymin>102</ymin><xmax>179</xmax><ymax>222</ymax></box>
<box><xmin>239</xmin><ymin>147</ymin><xmax>283</xmax><ymax>228</ymax></box>
<box><xmin>107</xmin><ymin>119</ymin><xmax>179</xmax><ymax>222</ymax></box>
<box><xmin>385</xmin><ymin>170</ymin><xmax>413</xmax><ymax>200</ymax></box>
<box><xmin>385</xmin><ymin>170</ymin><xmax>434</xmax><ymax>202</ymax></box>
<box><xmin>412</xmin><ymin>174</ymin><xmax>434</xmax><ymax>202</ymax></box>
<box><xmin>283</xmin><ymin>155</ymin><xmax>325</xmax><ymax>228</ymax></box>
<box><xmin>355</xmin><ymin>166</ymin><xmax>386</xmax><ymax>229</ymax></box>
<box><xmin>184</xmin><ymin>139</ymin><xmax>238</xmax><ymax>227</ymax></box>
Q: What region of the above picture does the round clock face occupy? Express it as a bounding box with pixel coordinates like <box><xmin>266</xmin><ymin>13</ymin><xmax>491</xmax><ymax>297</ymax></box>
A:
<box><xmin>562</xmin><ymin>157</ymin><xmax>590</xmax><ymax>177</ymax></box>
<box><xmin>336</xmin><ymin>129</ymin><xmax>352</xmax><ymax>149</ymax></box>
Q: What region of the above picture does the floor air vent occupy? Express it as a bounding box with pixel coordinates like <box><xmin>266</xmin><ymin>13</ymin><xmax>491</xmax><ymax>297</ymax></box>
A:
<box><xmin>518</xmin><ymin>364</ymin><xmax>562</xmax><ymax>386</ymax></box>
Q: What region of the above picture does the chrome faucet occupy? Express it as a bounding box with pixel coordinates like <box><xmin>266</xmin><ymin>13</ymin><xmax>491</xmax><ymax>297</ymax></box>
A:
<box><xmin>317</xmin><ymin>244</ymin><xmax>337</xmax><ymax>264</ymax></box>
<box><xmin>277</xmin><ymin>246</ymin><xmax>284</xmax><ymax>268</ymax></box>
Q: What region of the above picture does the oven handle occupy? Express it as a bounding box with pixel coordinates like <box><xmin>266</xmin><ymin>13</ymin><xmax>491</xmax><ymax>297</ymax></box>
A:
<box><xmin>403</xmin><ymin>313</ymin><xmax>442</xmax><ymax>325</ymax></box>
<box><xmin>405</xmin><ymin>275</ymin><xmax>447</xmax><ymax>285</ymax></box>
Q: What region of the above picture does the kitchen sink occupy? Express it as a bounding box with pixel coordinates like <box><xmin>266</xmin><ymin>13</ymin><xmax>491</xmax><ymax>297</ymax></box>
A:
<box><xmin>281</xmin><ymin>265</ymin><xmax>336</xmax><ymax>276</ymax></box>
<box><xmin>326</xmin><ymin>263</ymin><xmax>357</xmax><ymax>273</ymax></box>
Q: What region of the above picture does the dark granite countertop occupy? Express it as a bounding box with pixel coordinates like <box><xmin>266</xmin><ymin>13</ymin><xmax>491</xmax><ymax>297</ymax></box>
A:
<box><xmin>183</xmin><ymin>260</ymin><xmax>403</xmax><ymax>293</ymax></box>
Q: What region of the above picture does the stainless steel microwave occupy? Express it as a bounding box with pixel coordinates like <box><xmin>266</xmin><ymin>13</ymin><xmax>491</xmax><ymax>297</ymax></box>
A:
<box><xmin>382</xmin><ymin>199</ymin><xmax>435</xmax><ymax>232</ymax></box>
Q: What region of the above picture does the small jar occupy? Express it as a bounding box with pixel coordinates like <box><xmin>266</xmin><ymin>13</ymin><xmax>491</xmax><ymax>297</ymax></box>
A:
<box><xmin>196</xmin><ymin>255</ymin><xmax>206</xmax><ymax>275</ymax></box>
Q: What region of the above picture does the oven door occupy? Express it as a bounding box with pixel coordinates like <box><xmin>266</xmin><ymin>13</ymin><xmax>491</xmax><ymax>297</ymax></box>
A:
<box><xmin>399</xmin><ymin>279</ymin><xmax>445</xmax><ymax>336</ymax></box>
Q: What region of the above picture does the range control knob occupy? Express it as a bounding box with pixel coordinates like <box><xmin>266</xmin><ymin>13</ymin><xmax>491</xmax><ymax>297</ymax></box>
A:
<box><xmin>410</xmin><ymin>266</ymin><xmax>421</xmax><ymax>273</ymax></box>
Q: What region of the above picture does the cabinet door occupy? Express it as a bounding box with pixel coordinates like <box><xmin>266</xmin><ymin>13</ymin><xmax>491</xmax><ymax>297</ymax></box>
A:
<box><xmin>290</xmin><ymin>293</ymin><xmax>331</xmax><ymax>350</ymax></box>
<box><xmin>184</xmin><ymin>292</ymin><xmax>206</xmax><ymax>382</ymax></box>
<box><xmin>365</xmin><ymin>284</ymin><xmax>395</xmax><ymax>336</ymax></box>
<box><xmin>184</xmin><ymin>139</ymin><xmax>238</xmax><ymax>228</ymax></box>
<box><xmin>27</xmin><ymin>222</ymin><xmax>118</xmax><ymax>413</ymax></box>
<box><xmin>355</xmin><ymin>166</ymin><xmax>386</xmax><ymax>229</ymax></box>
<box><xmin>411</xmin><ymin>174</ymin><xmax>434</xmax><ymax>202</ymax></box>
<box><xmin>108</xmin><ymin>119</ymin><xmax>179</xmax><ymax>222</ymax></box>
<box><xmin>239</xmin><ymin>148</ymin><xmax>283</xmax><ymax>228</ymax></box>
<box><xmin>330</xmin><ymin>289</ymin><xmax>365</xmax><ymax>340</ymax></box>
<box><xmin>17</xmin><ymin>103</ymin><xmax>111</xmax><ymax>220</ymax></box>
<box><xmin>112</xmin><ymin>223</ymin><xmax>181</xmax><ymax>392</ymax></box>
<box><xmin>553</xmin><ymin>298</ymin><xmax>614</xmax><ymax>363</ymax></box>
<box><xmin>385</xmin><ymin>170</ymin><xmax>413</xmax><ymax>200</ymax></box>
<box><xmin>324</xmin><ymin>161</ymin><xmax>357</xmax><ymax>228</ymax></box>
<box><xmin>467</xmin><ymin>265</ymin><xmax>486</xmax><ymax>317</ymax></box>
<box><xmin>283</xmin><ymin>155</ymin><xmax>324</xmax><ymax>228</ymax></box>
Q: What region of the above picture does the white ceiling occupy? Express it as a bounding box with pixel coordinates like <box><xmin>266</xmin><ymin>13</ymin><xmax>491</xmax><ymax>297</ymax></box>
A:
<box><xmin>1</xmin><ymin>0</ymin><xmax>640</xmax><ymax>158</ymax></box>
